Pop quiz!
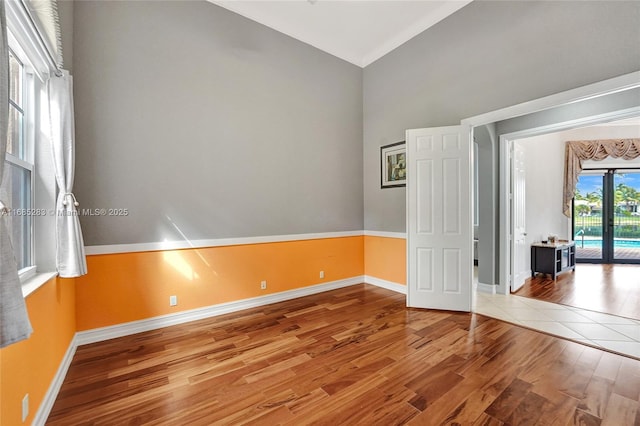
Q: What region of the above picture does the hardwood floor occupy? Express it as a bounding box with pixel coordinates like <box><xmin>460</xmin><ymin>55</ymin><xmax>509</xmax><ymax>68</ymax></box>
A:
<box><xmin>48</xmin><ymin>284</ymin><xmax>640</xmax><ymax>425</ymax></box>
<box><xmin>515</xmin><ymin>264</ymin><xmax>640</xmax><ymax>320</ymax></box>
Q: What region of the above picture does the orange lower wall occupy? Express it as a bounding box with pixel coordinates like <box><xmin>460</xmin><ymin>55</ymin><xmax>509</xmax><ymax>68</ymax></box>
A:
<box><xmin>0</xmin><ymin>277</ymin><xmax>76</xmax><ymax>426</ymax></box>
<box><xmin>1</xmin><ymin>235</ymin><xmax>395</xmax><ymax>423</ymax></box>
<box><xmin>75</xmin><ymin>236</ymin><xmax>365</xmax><ymax>331</ymax></box>
<box><xmin>364</xmin><ymin>235</ymin><xmax>406</xmax><ymax>285</ymax></box>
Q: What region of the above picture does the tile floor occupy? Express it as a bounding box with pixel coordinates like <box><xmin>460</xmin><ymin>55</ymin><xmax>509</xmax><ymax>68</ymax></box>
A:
<box><xmin>474</xmin><ymin>290</ymin><xmax>640</xmax><ymax>360</ymax></box>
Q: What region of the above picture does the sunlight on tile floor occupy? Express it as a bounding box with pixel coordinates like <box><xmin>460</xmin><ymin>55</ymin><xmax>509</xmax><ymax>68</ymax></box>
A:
<box><xmin>474</xmin><ymin>290</ymin><xmax>640</xmax><ymax>360</ymax></box>
<box><xmin>472</xmin><ymin>268</ymin><xmax>640</xmax><ymax>359</ymax></box>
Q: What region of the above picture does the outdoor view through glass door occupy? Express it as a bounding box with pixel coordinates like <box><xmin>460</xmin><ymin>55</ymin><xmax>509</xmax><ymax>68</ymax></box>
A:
<box><xmin>574</xmin><ymin>170</ymin><xmax>640</xmax><ymax>263</ymax></box>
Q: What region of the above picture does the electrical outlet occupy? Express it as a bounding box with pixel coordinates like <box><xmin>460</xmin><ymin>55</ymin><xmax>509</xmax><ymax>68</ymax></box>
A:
<box><xmin>22</xmin><ymin>394</ymin><xmax>29</xmax><ymax>422</ymax></box>
<box><xmin>260</xmin><ymin>280</ymin><xmax>267</xmax><ymax>290</ymax></box>
<box><xmin>319</xmin><ymin>270</ymin><xmax>325</xmax><ymax>279</ymax></box>
<box><xmin>169</xmin><ymin>295</ymin><xmax>177</xmax><ymax>306</ymax></box>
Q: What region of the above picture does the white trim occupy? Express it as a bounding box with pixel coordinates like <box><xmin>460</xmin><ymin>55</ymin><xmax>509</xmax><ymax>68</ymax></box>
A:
<box><xmin>76</xmin><ymin>276</ymin><xmax>364</xmax><ymax>345</ymax></box>
<box><xmin>476</xmin><ymin>282</ymin><xmax>497</xmax><ymax>295</ymax></box>
<box><xmin>72</xmin><ymin>273</ymin><xmax>411</xmax><ymax>347</ymax></box>
<box><xmin>500</xmin><ymin>106</ymin><xmax>640</xmax><ymax>141</ymax></box>
<box><xmin>36</xmin><ymin>275</ymin><xmax>409</xmax><ymax>424</ymax></box>
<box><xmin>4</xmin><ymin>152</ymin><xmax>33</xmax><ymax>170</ymax></box>
<box><xmin>21</xmin><ymin>271</ymin><xmax>57</xmax><ymax>298</ymax></box>
<box><xmin>84</xmin><ymin>231</ymin><xmax>364</xmax><ymax>255</ymax></box>
<box><xmin>498</xmin><ymin>107</ymin><xmax>640</xmax><ymax>296</ymax></box>
<box><xmin>498</xmin><ymin>135</ymin><xmax>511</xmax><ymax>295</ymax></box>
<box><xmin>364</xmin><ymin>275</ymin><xmax>406</xmax><ymax>294</ymax></box>
<box><xmin>363</xmin><ymin>230</ymin><xmax>406</xmax><ymax>239</ymax></box>
<box><xmin>32</xmin><ymin>334</ymin><xmax>77</xmax><ymax>426</ymax></box>
<box><xmin>460</xmin><ymin>72</ymin><xmax>640</xmax><ymax>296</ymax></box>
<box><xmin>5</xmin><ymin>0</ymin><xmax>55</xmax><ymax>81</ymax></box>
<box><xmin>18</xmin><ymin>265</ymin><xmax>37</xmax><ymax>283</ymax></box>
<box><xmin>461</xmin><ymin>71</ymin><xmax>640</xmax><ymax>127</ymax></box>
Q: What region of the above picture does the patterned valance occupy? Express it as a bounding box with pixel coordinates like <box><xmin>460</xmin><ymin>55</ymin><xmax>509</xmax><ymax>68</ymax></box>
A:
<box><xmin>563</xmin><ymin>138</ymin><xmax>640</xmax><ymax>217</ymax></box>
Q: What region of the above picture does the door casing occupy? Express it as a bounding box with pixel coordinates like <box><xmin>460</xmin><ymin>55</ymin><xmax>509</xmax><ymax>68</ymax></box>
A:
<box><xmin>402</xmin><ymin>72</ymin><xmax>639</xmax><ymax>302</ymax></box>
<box><xmin>462</xmin><ymin>72</ymin><xmax>640</xmax><ymax>296</ymax></box>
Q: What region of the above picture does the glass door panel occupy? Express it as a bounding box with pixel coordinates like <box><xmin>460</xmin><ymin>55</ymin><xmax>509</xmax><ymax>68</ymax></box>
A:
<box><xmin>613</xmin><ymin>172</ymin><xmax>640</xmax><ymax>261</ymax></box>
<box><xmin>574</xmin><ymin>174</ymin><xmax>604</xmax><ymax>261</ymax></box>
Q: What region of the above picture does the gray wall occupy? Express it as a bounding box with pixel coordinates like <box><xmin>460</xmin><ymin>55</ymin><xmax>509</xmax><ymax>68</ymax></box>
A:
<box><xmin>58</xmin><ymin>0</ymin><xmax>73</xmax><ymax>73</ymax></box>
<box><xmin>475</xmin><ymin>124</ymin><xmax>498</xmax><ymax>285</ymax></box>
<box><xmin>364</xmin><ymin>0</ymin><xmax>640</xmax><ymax>232</ymax></box>
<box><xmin>73</xmin><ymin>1</ymin><xmax>363</xmax><ymax>246</ymax></box>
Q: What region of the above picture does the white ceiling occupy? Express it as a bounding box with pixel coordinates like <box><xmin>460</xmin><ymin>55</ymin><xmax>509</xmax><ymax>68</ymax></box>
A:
<box><xmin>209</xmin><ymin>0</ymin><xmax>473</xmax><ymax>67</ymax></box>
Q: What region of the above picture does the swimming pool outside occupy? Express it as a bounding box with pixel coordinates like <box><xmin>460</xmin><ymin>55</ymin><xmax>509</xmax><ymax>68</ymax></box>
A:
<box><xmin>575</xmin><ymin>238</ymin><xmax>640</xmax><ymax>249</ymax></box>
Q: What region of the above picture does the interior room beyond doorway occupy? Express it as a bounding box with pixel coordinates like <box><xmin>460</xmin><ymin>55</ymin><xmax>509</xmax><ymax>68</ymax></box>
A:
<box><xmin>510</xmin><ymin>117</ymin><xmax>640</xmax><ymax>322</ymax></box>
<box><xmin>514</xmin><ymin>263</ymin><xmax>640</xmax><ymax>320</ymax></box>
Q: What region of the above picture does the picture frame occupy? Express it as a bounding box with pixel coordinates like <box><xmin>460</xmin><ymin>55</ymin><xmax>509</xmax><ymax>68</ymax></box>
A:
<box><xmin>380</xmin><ymin>141</ymin><xmax>406</xmax><ymax>188</ymax></box>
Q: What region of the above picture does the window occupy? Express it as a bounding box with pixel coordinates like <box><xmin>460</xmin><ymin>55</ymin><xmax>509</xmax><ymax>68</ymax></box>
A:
<box><xmin>2</xmin><ymin>1</ymin><xmax>61</xmax><ymax>291</ymax></box>
<box><xmin>1</xmin><ymin>47</ymin><xmax>35</xmax><ymax>278</ymax></box>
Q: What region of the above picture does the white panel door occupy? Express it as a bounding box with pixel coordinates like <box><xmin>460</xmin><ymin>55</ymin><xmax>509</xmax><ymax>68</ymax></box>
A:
<box><xmin>407</xmin><ymin>126</ymin><xmax>472</xmax><ymax>311</ymax></box>
<box><xmin>511</xmin><ymin>143</ymin><xmax>528</xmax><ymax>292</ymax></box>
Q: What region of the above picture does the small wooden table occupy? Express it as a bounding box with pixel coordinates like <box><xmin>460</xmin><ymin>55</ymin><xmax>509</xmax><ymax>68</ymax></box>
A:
<box><xmin>531</xmin><ymin>241</ymin><xmax>576</xmax><ymax>280</ymax></box>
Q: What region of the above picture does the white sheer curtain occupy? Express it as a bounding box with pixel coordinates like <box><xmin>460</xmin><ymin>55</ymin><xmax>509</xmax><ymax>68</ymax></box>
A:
<box><xmin>0</xmin><ymin>1</ymin><xmax>33</xmax><ymax>349</ymax></box>
<box><xmin>49</xmin><ymin>71</ymin><xmax>87</xmax><ymax>277</ymax></box>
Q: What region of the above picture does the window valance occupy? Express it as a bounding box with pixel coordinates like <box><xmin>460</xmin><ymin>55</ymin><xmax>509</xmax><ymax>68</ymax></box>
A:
<box><xmin>24</xmin><ymin>0</ymin><xmax>62</xmax><ymax>69</ymax></box>
<box><xmin>563</xmin><ymin>138</ymin><xmax>640</xmax><ymax>217</ymax></box>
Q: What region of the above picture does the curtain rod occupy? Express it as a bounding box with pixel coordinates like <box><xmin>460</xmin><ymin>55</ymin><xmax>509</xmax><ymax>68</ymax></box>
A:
<box><xmin>582</xmin><ymin>167</ymin><xmax>640</xmax><ymax>172</ymax></box>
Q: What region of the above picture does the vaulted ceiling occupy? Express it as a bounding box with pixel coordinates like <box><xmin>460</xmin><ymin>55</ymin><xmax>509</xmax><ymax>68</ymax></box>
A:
<box><xmin>209</xmin><ymin>0</ymin><xmax>473</xmax><ymax>67</ymax></box>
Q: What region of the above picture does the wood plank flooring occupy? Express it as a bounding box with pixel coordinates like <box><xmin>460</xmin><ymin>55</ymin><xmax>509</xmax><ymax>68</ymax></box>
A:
<box><xmin>47</xmin><ymin>284</ymin><xmax>640</xmax><ymax>425</ymax></box>
<box><xmin>515</xmin><ymin>264</ymin><xmax>640</xmax><ymax>320</ymax></box>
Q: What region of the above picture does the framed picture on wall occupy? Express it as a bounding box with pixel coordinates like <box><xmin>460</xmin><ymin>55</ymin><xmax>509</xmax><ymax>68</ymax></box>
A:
<box><xmin>381</xmin><ymin>141</ymin><xmax>406</xmax><ymax>188</ymax></box>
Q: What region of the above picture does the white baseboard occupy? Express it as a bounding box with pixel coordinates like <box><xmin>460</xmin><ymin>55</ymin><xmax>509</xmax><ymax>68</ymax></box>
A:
<box><xmin>74</xmin><ymin>275</ymin><xmax>411</xmax><ymax>347</ymax></box>
<box><xmin>364</xmin><ymin>275</ymin><xmax>407</xmax><ymax>294</ymax></box>
<box><xmin>33</xmin><ymin>334</ymin><xmax>78</xmax><ymax>426</ymax></box>
<box><xmin>76</xmin><ymin>276</ymin><xmax>365</xmax><ymax>346</ymax></box>
<box><xmin>39</xmin><ymin>274</ymin><xmax>410</xmax><ymax>424</ymax></box>
<box><xmin>477</xmin><ymin>282</ymin><xmax>497</xmax><ymax>294</ymax></box>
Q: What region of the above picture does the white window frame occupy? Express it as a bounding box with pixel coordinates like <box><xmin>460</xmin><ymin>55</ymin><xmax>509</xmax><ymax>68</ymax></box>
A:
<box><xmin>2</xmin><ymin>0</ymin><xmax>60</xmax><ymax>296</ymax></box>
<box><xmin>4</xmin><ymin>24</ymin><xmax>59</xmax><ymax>295</ymax></box>
<box><xmin>5</xmin><ymin>34</ymin><xmax>37</xmax><ymax>282</ymax></box>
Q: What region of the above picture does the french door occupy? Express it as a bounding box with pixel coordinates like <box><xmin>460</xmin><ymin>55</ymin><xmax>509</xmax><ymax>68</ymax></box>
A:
<box><xmin>574</xmin><ymin>169</ymin><xmax>640</xmax><ymax>264</ymax></box>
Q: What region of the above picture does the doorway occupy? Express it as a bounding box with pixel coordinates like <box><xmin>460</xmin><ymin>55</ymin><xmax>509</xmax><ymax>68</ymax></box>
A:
<box><xmin>574</xmin><ymin>169</ymin><xmax>640</xmax><ymax>263</ymax></box>
<box><xmin>406</xmin><ymin>72</ymin><xmax>640</xmax><ymax>311</ymax></box>
<box><xmin>502</xmin><ymin>115</ymin><xmax>640</xmax><ymax>320</ymax></box>
<box><xmin>498</xmin><ymin>108</ymin><xmax>640</xmax><ymax>295</ymax></box>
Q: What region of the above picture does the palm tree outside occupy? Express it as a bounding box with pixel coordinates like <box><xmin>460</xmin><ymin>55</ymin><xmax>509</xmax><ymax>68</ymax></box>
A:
<box><xmin>574</xmin><ymin>172</ymin><xmax>640</xmax><ymax>261</ymax></box>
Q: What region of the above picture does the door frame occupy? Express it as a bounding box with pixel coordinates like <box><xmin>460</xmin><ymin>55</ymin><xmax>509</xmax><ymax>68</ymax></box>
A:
<box><xmin>461</xmin><ymin>71</ymin><xmax>640</xmax><ymax>295</ymax></box>
<box><xmin>510</xmin><ymin>142</ymin><xmax>529</xmax><ymax>292</ymax></box>
<box><xmin>495</xmin><ymin>108</ymin><xmax>640</xmax><ymax>294</ymax></box>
